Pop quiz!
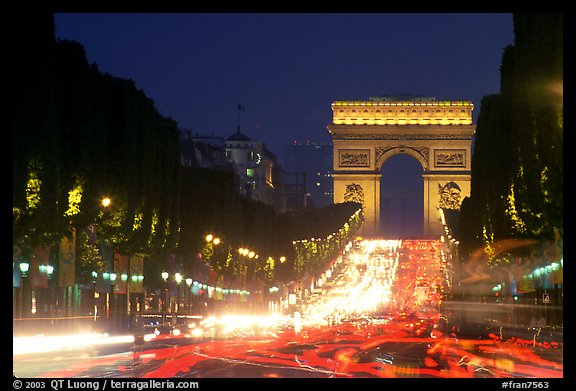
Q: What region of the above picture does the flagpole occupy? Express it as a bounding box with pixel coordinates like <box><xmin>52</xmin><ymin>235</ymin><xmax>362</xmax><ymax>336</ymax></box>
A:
<box><xmin>237</xmin><ymin>104</ymin><xmax>245</xmax><ymax>134</ymax></box>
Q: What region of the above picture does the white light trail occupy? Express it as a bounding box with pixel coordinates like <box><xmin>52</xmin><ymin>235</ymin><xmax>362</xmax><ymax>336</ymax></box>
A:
<box><xmin>13</xmin><ymin>333</ymin><xmax>135</xmax><ymax>356</ymax></box>
<box><xmin>301</xmin><ymin>239</ymin><xmax>401</xmax><ymax>326</ymax></box>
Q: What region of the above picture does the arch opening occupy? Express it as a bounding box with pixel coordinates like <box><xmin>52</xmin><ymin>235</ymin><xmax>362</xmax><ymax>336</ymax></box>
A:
<box><xmin>379</xmin><ymin>153</ymin><xmax>424</xmax><ymax>239</ymax></box>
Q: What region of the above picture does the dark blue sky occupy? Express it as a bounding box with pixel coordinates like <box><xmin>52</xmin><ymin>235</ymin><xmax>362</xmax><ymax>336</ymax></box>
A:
<box><xmin>53</xmin><ymin>13</ymin><xmax>515</xmax><ymax>236</ymax></box>
<box><xmin>54</xmin><ymin>13</ymin><xmax>515</xmax><ymax>159</ymax></box>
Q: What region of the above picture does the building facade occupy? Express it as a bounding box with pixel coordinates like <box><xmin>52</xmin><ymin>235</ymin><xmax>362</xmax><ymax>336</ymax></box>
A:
<box><xmin>225</xmin><ymin>128</ymin><xmax>284</xmax><ymax>211</ymax></box>
<box><xmin>179</xmin><ymin>130</ymin><xmax>229</xmax><ymax>169</ymax></box>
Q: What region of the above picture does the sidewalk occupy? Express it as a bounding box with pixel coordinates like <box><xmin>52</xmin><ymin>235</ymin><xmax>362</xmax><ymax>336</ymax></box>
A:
<box><xmin>438</xmin><ymin>299</ymin><xmax>563</xmax><ymax>345</ymax></box>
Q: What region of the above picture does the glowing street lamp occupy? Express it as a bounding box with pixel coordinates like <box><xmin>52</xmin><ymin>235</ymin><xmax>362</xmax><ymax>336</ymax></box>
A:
<box><xmin>18</xmin><ymin>261</ymin><xmax>31</xmax><ymax>318</ymax></box>
<box><xmin>161</xmin><ymin>271</ymin><xmax>169</xmax><ymax>321</ymax></box>
<box><xmin>186</xmin><ymin>278</ymin><xmax>193</xmax><ymax>314</ymax></box>
<box><xmin>46</xmin><ymin>265</ymin><xmax>54</xmax><ymax>279</ymax></box>
<box><xmin>19</xmin><ymin>262</ymin><xmax>30</xmax><ymax>277</ymax></box>
<box><xmin>101</xmin><ymin>197</ymin><xmax>112</xmax><ymax>208</ymax></box>
<box><xmin>174</xmin><ymin>273</ymin><xmax>183</xmax><ymax>315</ymax></box>
<box><xmin>206</xmin><ymin>234</ymin><xmax>220</xmax><ymax>245</ymax></box>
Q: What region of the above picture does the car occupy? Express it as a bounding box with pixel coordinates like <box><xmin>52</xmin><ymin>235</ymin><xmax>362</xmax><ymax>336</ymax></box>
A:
<box><xmin>138</xmin><ymin>313</ymin><xmax>205</xmax><ymax>340</ymax></box>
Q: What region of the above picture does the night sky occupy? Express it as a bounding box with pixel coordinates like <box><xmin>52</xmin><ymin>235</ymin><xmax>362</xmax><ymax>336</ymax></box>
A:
<box><xmin>54</xmin><ymin>13</ymin><xmax>515</xmax><ymax>236</ymax></box>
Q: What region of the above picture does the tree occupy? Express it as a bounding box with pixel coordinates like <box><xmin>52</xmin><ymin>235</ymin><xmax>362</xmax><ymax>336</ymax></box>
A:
<box><xmin>459</xmin><ymin>13</ymin><xmax>562</xmax><ymax>265</ymax></box>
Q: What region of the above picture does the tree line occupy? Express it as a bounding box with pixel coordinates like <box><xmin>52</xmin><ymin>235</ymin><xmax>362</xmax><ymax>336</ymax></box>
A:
<box><xmin>13</xmin><ymin>13</ymin><xmax>362</xmax><ymax>289</ymax></box>
<box><xmin>458</xmin><ymin>13</ymin><xmax>562</xmax><ymax>265</ymax></box>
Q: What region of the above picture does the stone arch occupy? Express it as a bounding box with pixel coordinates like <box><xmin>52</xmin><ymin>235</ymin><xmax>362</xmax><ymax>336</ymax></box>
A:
<box><xmin>328</xmin><ymin>98</ymin><xmax>475</xmax><ymax>238</ymax></box>
<box><xmin>376</xmin><ymin>146</ymin><xmax>429</xmax><ymax>172</ymax></box>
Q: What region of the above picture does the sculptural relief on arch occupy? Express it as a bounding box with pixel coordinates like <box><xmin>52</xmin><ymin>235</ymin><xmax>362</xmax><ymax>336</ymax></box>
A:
<box><xmin>327</xmin><ymin>96</ymin><xmax>475</xmax><ymax>238</ymax></box>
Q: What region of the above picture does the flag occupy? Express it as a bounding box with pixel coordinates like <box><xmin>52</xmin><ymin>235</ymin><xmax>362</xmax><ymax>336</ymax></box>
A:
<box><xmin>59</xmin><ymin>230</ymin><xmax>76</xmax><ymax>287</ymax></box>
<box><xmin>209</xmin><ymin>269</ymin><xmax>218</xmax><ymax>285</ymax></box>
<box><xmin>114</xmin><ymin>252</ymin><xmax>129</xmax><ymax>294</ymax></box>
<box><xmin>86</xmin><ymin>224</ymin><xmax>98</xmax><ymax>245</ymax></box>
<box><xmin>31</xmin><ymin>246</ymin><xmax>50</xmax><ymax>288</ymax></box>
<box><xmin>99</xmin><ymin>239</ymin><xmax>114</xmax><ymax>272</ymax></box>
<box><xmin>129</xmin><ymin>255</ymin><xmax>144</xmax><ymax>293</ymax></box>
<box><xmin>13</xmin><ymin>262</ymin><xmax>21</xmax><ymax>288</ymax></box>
<box><xmin>238</xmin><ymin>104</ymin><xmax>245</xmax><ymax>111</ymax></box>
<box><xmin>553</xmin><ymin>229</ymin><xmax>563</xmax><ymax>285</ymax></box>
<box><xmin>13</xmin><ymin>244</ymin><xmax>23</xmax><ymax>263</ymax></box>
<box><xmin>13</xmin><ymin>245</ymin><xmax>23</xmax><ymax>288</ymax></box>
<box><xmin>554</xmin><ymin>228</ymin><xmax>563</xmax><ymax>262</ymax></box>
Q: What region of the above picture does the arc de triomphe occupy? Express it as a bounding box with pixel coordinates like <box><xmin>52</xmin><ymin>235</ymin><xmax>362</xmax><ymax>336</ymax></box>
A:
<box><xmin>327</xmin><ymin>96</ymin><xmax>475</xmax><ymax>238</ymax></box>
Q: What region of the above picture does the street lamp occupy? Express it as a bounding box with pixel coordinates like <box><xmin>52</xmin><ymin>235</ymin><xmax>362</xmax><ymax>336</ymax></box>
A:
<box><xmin>109</xmin><ymin>273</ymin><xmax>117</xmax><ymax>329</ymax></box>
<box><xmin>92</xmin><ymin>271</ymin><xmax>98</xmax><ymax>321</ymax></box>
<box><xmin>103</xmin><ymin>272</ymin><xmax>117</xmax><ymax>316</ymax></box>
<box><xmin>206</xmin><ymin>234</ymin><xmax>221</xmax><ymax>245</ymax></box>
<box><xmin>120</xmin><ymin>273</ymin><xmax>130</xmax><ymax>331</ymax></box>
<box><xmin>161</xmin><ymin>271</ymin><xmax>169</xmax><ymax>323</ymax></box>
<box><xmin>19</xmin><ymin>262</ymin><xmax>30</xmax><ymax>276</ymax></box>
<box><xmin>101</xmin><ymin>197</ymin><xmax>112</xmax><ymax>208</ymax></box>
<box><xmin>19</xmin><ymin>261</ymin><xmax>30</xmax><ymax>319</ymax></box>
<box><xmin>175</xmin><ymin>273</ymin><xmax>183</xmax><ymax>317</ymax></box>
<box><xmin>186</xmin><ymin>278</ymin><xmax>193</xmax><ymax>314</ymax></box>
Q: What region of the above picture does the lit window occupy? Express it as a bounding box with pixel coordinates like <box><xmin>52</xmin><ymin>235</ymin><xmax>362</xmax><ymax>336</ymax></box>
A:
<box><xmin>246</xmin><ymin>168</ymin><xmax>255</xmax><ymax>177</ymax></box>
<box><xmin>316</xmin><ymin>182</ymin><xmax>321</xmax><ymax>186</ymax></box>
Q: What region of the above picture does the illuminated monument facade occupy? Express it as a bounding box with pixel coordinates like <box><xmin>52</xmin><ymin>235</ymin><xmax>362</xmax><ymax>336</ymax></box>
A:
<box><xmin>327</xmin><ymin>96</ymin><xmax>475</xmax><ymax>238</ymax></box>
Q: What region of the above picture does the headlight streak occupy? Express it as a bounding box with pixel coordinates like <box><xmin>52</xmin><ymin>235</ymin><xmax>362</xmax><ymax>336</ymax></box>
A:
<box><xmin>13</xmin><ymin>333</ymin><xmax>135</xmax><ymax>356</ymax></box>
<box><xmin>300</xmin><ymin>240</ymin><xmax>401</xmax><ymax>327</ymax></box>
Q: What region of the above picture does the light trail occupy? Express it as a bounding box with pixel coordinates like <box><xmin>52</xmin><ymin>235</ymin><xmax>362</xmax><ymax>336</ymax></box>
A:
<box><xmin>13</xmin><ymin>333</ymin><xmax>135</xmax><ymax>356</ymax></box>
<box><xmin>17</xmin><ymin>239</ymin><xmax>562</xmax><ymax>378</ymax></box>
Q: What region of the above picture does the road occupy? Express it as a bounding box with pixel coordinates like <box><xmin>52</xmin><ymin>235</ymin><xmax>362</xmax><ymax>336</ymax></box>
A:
<box><xmin>13</xmin><ymin>239</ymin><xmax>563</xmax><ymax>378</ymax></box>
